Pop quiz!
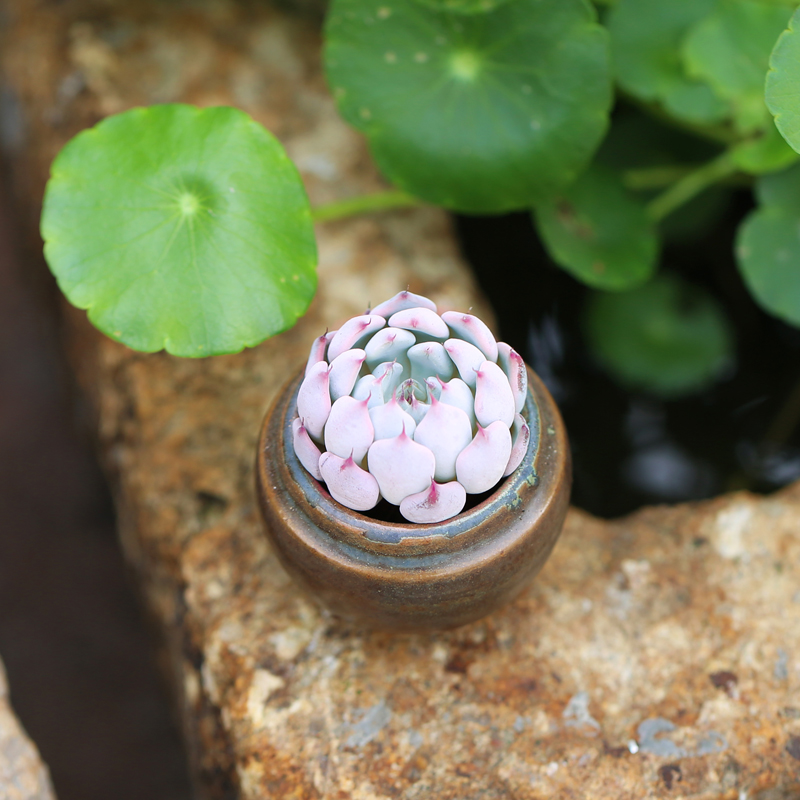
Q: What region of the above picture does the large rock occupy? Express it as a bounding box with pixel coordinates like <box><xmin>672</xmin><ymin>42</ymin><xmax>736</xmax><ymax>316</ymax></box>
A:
<box><xmin>0</xmin><ymin>658</ymin><xmax>56</xmax><ymax>800</ymax></box>
<box><xmin>1</xmin><ymin>1</ymin><xmax>799</xmax><ymax>798</ymax></box>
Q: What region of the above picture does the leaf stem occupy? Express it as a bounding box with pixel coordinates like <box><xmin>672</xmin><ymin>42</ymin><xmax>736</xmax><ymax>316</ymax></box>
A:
<box><xmin>646</xmin><ymin>152</ymin><xmax>738</xmax><ymax>222</ymax></box>
<box><xmin>312</xmin><ymin>190</ymin><xmax>422</xmax><ymax>223</ymax></box>
<box><xmin>622</xmin><ymin>165</ymin><xmax>698</xmax><ymax>190</ymax></box>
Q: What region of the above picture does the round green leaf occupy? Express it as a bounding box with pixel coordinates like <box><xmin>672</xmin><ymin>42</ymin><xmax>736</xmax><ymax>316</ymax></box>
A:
<box><xmin>533</xmin><ymin>165</ymin><xmax>658</xmax><ymax>291</ymax></box>
<box><xmin>736</xmin><ymin>205</ymin><xmax>800</xmax><ymax>326</ymax></box>
<box><xmin>662</xmin><ymin>81</ymin><xmax>730</xmax><ymax>127</ymax></box>
<box><xmin>324</xmin><ymin>0</ymin><xmax>612</xmax><ymax>213</ymax></box>
<box><xmin>730</xmin><ymin>121</ymin><xmax>799</xmax><ymax>174</ymax></box>
<box><xmin>683</xmin><ymin>0</ymin><xmax>794</xmax><ymax>134</ymax></box>
<box><xmin>754</xmin><ymin>161</ymin><xmax>800</xmax><ymax>211</ymax></box>
<box><xmin>41</xmin><ymin>104</ymin><xmax>317</xmax><ymax>357</ymax></box>
<box><xmin>584</xmin><ymin>273</ymin><xmax>735</xmax><ymax>397</ymax></box>
<box><xmin>766</xmin><ymin>7</ymin><xmax>800</xmax><ymax>154</ymax></box>
<box><xmin>607</xmin><ymin>0</ymin><xmax>728</xmax><ymax>126</ymax></box>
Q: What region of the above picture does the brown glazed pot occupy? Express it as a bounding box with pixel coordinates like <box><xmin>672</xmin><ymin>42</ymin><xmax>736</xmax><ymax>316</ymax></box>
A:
<box><xmin>256</xmin><ymin>366</ymin><xmax>571</xmax><ymax>630</ymax></box>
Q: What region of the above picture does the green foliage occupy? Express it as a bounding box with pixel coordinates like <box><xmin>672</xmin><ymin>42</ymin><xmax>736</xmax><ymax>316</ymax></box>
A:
<box><xmin>683</xmin><ymin>0</ymin><xmax>794</xmax><ymax>134</ymax></box>
<box><xmin>754</xmin><ymin>160</ymin><xmax>800</xmax><ymax>210</ymax></box>
<box><xmin>584</xmin><ymin>273</ymin><xmax>734</xmax><ymax>397</ymax></box>
<box><xmin>729</xmin><ymin>123</ymin><xmax>798</xmax><ymax>174</ymax></box>
<box><xmin>608</xmin><ymin>0</ymin><xmax>727</xmax><ymax>125</ymax></box>
<box><xmin>736</xmin><ymin>164</ymin><xmax>800</xmax><ymax>326</ymax></box>
<box><xmin>41</xmin><ymin>105</ymin><xmax>317</xmax><ymax>357</ymax></box>
<box><xmin>766</xmin><ymin>7</ymin><xmax>800</xmax><ymax>153</ymax></box>
<box><xmin>594</xmin><ymin>111</ymin><xmax>733</xmax><ymax>243</ymax></box>
<box><xmin>533</xmin><ymin>165</ymin><xmax>657</xmax><ymax>290</ymax></box>
<box><xmin>410</xmin><ymin>0</ymin><xmax>513</xmax><ymax>13</ymax></box>
<box><xmin>324</xmin><ymin>0</ymin><xmax>612</xmax><ymax>212</ymax></box>
<box><xmin>38</xmin><ymin>0</ymin><xmax>800</xmax><ymax>386</ymax></box>
<box><xmin>609</xmin><ymin>0</ymin><xmax>796</xmax><ymax>141</ymax></box>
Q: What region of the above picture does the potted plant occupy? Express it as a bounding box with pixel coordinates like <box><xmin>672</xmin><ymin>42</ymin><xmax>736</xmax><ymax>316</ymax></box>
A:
<box><xmin>256</xmin><ymin>291</ymin><xmax>571</xmax><ymax>628</ymax></box>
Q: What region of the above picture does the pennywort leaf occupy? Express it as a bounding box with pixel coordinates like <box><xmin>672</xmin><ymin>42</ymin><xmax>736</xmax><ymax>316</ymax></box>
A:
<box><xmin>324</xmin><ymin>0</ymin><xmax>612</xmax><ymax>213</ymax></box>
<box><xmin>736</xmin><ymin>164</ymin><xmax>800</xmax><ymax>326</ymax></box>
<box><xmin>766</xmin><ymin>6</ymin><xmax>800</xmax><ymax>154</ymax></box>
<box><xmin>683</xmin><ymin>0</ymin><xmax>794</xmax><ymax>134</ymax></box>
<box><xmin>41</xmin><ymin>104</ymin><xmax>317</xmax><ymax>357</ymax></box>
<box><xmin>754</xmin><ymin>161</ymin><xmax>800</xmax><ymax>211</ymax></box>
<box><xmin>584</xmin><ymin>273</ymin><xmax>734</xmax><ymax>398</ymax></box>
<box><xmin>737</xmin><ymin>207</ymin><xmax>800</xmax><ymax>326</ymax></box>
<box><xmin>533</xmin><ymin>165</ymin><xmax>658</xmax><ymax>291</ymax></box>
<box><xmin>608</xmin><ymin>0</ymin><xmax>728</xmax><ymax>126</ymax></box>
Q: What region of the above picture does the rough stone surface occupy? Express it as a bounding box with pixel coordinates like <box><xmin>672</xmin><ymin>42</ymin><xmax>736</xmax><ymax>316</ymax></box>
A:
<box><xmin>2</xmin><ymin>1</ymin><xmax>800</xmax><ymax>798</ymax></box>
<box><xmin>0</xmin><ymin>658</ymin><xmax>57</xmax><ymax>800</ymax></box>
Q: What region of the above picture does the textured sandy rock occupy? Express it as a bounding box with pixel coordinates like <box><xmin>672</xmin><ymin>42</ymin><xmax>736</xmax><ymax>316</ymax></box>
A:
<box><xmin>1</xmin><ymin>1</ymin><xmax>800</xmax><ymax>798</ymax></box>
<box><xmin>0</xmin><ymin>659</ymin><xmax>56</xmax><ymax>800</ymax></box>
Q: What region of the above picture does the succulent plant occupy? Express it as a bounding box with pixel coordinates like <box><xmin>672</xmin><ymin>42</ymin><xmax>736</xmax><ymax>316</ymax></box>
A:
<box><xmin>292</xmin><ymin>291</ymin><xmax>530</xmax><ymax>523</ymax></box>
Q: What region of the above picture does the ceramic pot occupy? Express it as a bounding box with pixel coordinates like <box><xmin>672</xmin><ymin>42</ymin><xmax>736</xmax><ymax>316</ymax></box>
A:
<box><xmin>256</xmin><ymin>365</ymin><xmax>571</xmax><ymax>630</ymax></box>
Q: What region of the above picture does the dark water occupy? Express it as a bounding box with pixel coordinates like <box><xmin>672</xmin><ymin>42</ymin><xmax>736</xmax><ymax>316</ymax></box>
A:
<box><xmin>456</xmin><ymin>193</ymin><xmax>800</xmax><ymax>518</ymax></box>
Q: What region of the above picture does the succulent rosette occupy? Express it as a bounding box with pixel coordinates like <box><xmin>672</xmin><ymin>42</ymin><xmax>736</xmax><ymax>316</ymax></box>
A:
<box><xmin>292</xmin><ymin>291</ymin><xmax>530</xmax><ymax>523</ymax></box>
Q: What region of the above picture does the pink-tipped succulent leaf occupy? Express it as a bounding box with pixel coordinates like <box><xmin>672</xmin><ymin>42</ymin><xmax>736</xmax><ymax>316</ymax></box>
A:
<box><xmin>441</xmin><ymin>311</ymin><xmax>499</xmax><ymax>362</ymax></box>
<box><xmin>324</xmin><ymin>395</ymin><xmax>374</xmax><ymax>462</ymax></box>
<box><xmin>498</xmin><ymin>342</ymin><xmax>528</xmax><ymax>415</ymax></box>
<box><xmin>352</xmin><ymin>373</ymin><xmax>389</xmax><ymax>410</ymax></box>
<box><xmin>292</xmin><ymin>418</ymin><xmax>323</xmax><ymax>480</ymax></box>
<box><xmin>292</xmin><ymin>293</ymin><xmax>532</xmax><ymax>522</ymax></box>
<box><xmin>364</xmin><ymin>327</ymin><xmax>415</xmax><ymax>371</ymax></box>
<box><xmin>474</xmin><ymin>360</ymin><xmax>516</xmax><ymax>428</ymax></box>
<box><xmin>444</xmin><ymin>339</ymin><xmax>486</xmax><ymax>389</ymax></box>
<box><xmin>367</xmin><ymin>428</ymin><xmax>435</xmax><ymax>505</ymax></box>
<box><xmin>428</xmin><ymin>376</ymin><xmax>476</xmax><ymax>429</ymax></box>
<box><xmin>305</xmin><ymin>331</ymin><xmax>333</xmax><ymax>376</ymax></box>
<box><xmin>414</xmin><ymin>396</ymin><xmax>473</xmax><ymax>482</ymax></box>
<box><xmin>371</xmin><ymin>290</ymin><xmax>438</xmax><ymax>318</ymax></box>
<box><xmin>369</xmin><ymin>395</ymin><xmax>417</xmax><ymax>441</ymax></box>
<box><xmin>389</xmin><ymin>307</ymin><xmax>449</xmax><ymax>339</ymax></box>
<box><xmin>319</xmin><ymin>452</ymin><xmax>380</xmax><ymax>511</ymax></box>
<box><xmin>399</xmin><ymin>480</ymin><xmax>467</xmax><ymax>524</ymax></box>
<box><xmin>408</xmin><ymin>342</ymin><xmax>454</xmax><ymax>384</ymax></box>
<box><xmin>296</xmin><ymin>360</ymin><xmax>331</xmax><ymax>441</ymax></box>
<box><xmin>327</xmin><ymin>314</ymin><xmax>385</xmax><ymax>362</ymax></box>
<box><xmin>373</xmin><ymin>361</ymin><xmax>405</xmax><ymax>401</ymax></box>
<box><xmin>504</xmin><ymin>413</ymin><xmax>530</xmax><ymax>477</ymax></box>
<box><xmin>329</xmin><ymin>348</ymin><xmax>366</xmax><ymax>400</ymax></box>
<box><xmin>455</xmin><ymin>421</ymin><xmax>513</xmax><ymax>494</ymax></box>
